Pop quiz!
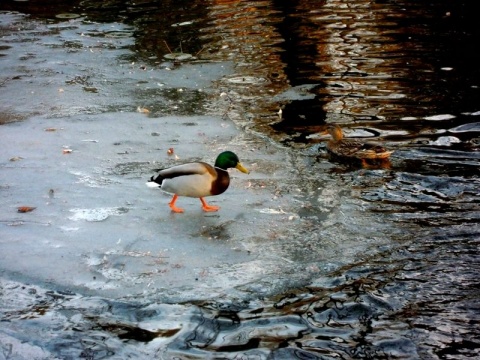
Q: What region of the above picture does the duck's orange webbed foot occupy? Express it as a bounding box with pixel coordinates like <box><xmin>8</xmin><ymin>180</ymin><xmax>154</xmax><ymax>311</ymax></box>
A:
<box><xmin>200</xmin><ymin>197</ymin><xmax>220</xmax><ymax>212</ymax></box>
<box><xmin>169</xmin><ymin>194</ymin><xmax>184</xmax><ymax>213</ymax></box>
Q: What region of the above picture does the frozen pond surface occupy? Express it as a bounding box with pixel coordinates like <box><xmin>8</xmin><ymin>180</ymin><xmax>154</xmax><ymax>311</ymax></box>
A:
<box><xmin>2</xmin><ymin>111</ymin><xmax>325</xmax><ymax>302</ymax></box>
<box><xmin>2</xmin><ymin>101</ymin><xmax>399</xmax><ymax>303</ymax></box>
<box><xmin>0</xmin><ymin>10</ymin><xmax>398</xmax><ymax>303</ymax></box>
<box><xmin>1</xmin><ymin>1</ymin><xmax>480</xmax><ymax>359</ymax></box>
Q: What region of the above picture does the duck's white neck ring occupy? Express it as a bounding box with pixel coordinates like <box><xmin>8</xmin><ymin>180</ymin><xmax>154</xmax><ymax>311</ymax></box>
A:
<box><xmin>214</xmin><ymin>167</ymin><xmax>228</xmax><ymax>172</ymax></box>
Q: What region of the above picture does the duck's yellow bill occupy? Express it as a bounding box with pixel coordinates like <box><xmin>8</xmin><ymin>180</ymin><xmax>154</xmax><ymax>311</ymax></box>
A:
<box><xmin>236</xmin><ymin>162</ymin><xmax>249</xmax><ymax>174</ymax></box>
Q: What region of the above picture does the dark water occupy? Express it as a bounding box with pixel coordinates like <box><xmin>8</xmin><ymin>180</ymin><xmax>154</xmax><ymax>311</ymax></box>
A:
<box><xmin>1</xmin><ymin>0</ymin><xmax>479</xmax><ymax>359</ymax></box>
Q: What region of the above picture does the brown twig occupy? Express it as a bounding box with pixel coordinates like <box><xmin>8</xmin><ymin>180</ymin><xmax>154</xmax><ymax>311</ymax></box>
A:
<box><xmin>163</xmin><ymin>40</ymin><xmax>172</xmax><ymax>54</ymax></box>
<box><xmin>195</xmin><ymin>45</ymin><xmax>206</xmax><ymax>57</ymax></box>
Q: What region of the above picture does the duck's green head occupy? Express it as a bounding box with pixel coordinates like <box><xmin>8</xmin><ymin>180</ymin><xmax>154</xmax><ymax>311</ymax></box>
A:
<box><xmin>215</xmin><ymin>151</ymin><xmax>249</xmax><ymax>174</ymax></box>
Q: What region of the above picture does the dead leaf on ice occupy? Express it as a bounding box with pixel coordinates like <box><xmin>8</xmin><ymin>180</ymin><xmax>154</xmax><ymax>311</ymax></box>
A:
<box><xmin>17</xmin><ymin>206</ymin><xmax>36</xmax><ymax>213</ymax></box>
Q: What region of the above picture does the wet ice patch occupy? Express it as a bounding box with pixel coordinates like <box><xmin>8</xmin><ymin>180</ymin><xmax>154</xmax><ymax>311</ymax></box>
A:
<box><xmin>60</xmin><ymin>226</ymin><xmax>80</xmax><ymax>232</ymax></box>
<box><xmin>450</xmin><ymin>121</ymin><xmax>480</xmax><ymax>133</ymax></box>
<box><xmin>225</xmin><ymin>75</ymin><xmax>269</xmax><ymax>85</ymax></box>
<box><xmin>257</xmin><ymin>208</ymin><xmax>288</xmax><ymax>214</ymax></box>
<box><xmin>71</xmin><ymin>170</ymin><xmax>117</xmax><ymax>187</ymax></box>
<box><xmin>84</xmin><ymin>255</ymin><xmax>107</xmax><ymax>267</ymax></box>
<box><xmin>69</xmin><ymin>207</ymin><xmax>129</xmax><ymax>222</ymax></box>
<box><xmin>430</xmin><ymin>136</ymin><xmax>461</xmax><ymax>146</ymax></box>
<box><xmin>424</xmin><ymin>114</ymin><xmax>456</xmax><ymax>121</ymax></box>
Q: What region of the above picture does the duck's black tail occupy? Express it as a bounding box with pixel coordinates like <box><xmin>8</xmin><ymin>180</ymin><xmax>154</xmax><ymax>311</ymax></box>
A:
<box><xmin>146</xmin><ymin>171</ymin><xmax>164</xmax><ymax>188</ymax></box>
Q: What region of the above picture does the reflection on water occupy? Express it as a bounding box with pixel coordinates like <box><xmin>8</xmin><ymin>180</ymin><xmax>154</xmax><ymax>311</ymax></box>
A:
<box><xmin>200</xmin><ymin>0</ymin><xmax>480</xmax><ymax>150</ymax></box>
<box><xmin>3</xmin><ymin>0</ymin><xmax>478</xmax><ymax>133</ymax></box>
<box><xmin>270</xmin><ymin>0</ymin><xmax>479</xmax><ymax>142</ymax></box>
<box><xmin>1</xmin><ymin>0</ymin><xmax>479</xmax><ymax>358</ymax></box>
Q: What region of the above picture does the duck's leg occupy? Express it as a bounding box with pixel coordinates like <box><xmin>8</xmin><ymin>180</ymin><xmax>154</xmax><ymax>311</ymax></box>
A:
<box><xmin>199</xmin><ymin>197</ymin><xmax>220</xmax><ymax>212</ymax></box>
<box><xmin>169</xmin><ymin>194</ymin><xmax>184</xmax><ymax>213</ymax></box>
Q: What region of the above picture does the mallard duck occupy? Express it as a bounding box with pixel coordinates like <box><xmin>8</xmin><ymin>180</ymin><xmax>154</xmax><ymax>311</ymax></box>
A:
<box><xmin>323</xmin><ymin>124</ymin><xmax>393</xmax><ymax>161</ymax></box>
<box><xmin>146</xmin><ymin>151</ymin><xmax>249</xmax><ymax>213</ymax></box>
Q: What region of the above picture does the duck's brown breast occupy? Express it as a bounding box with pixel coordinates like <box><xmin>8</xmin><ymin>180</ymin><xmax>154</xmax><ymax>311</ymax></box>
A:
<box><xmin>210</xmin><ymin>168</ymin><xmax>230</xmax><ymax>195</ymax></box>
